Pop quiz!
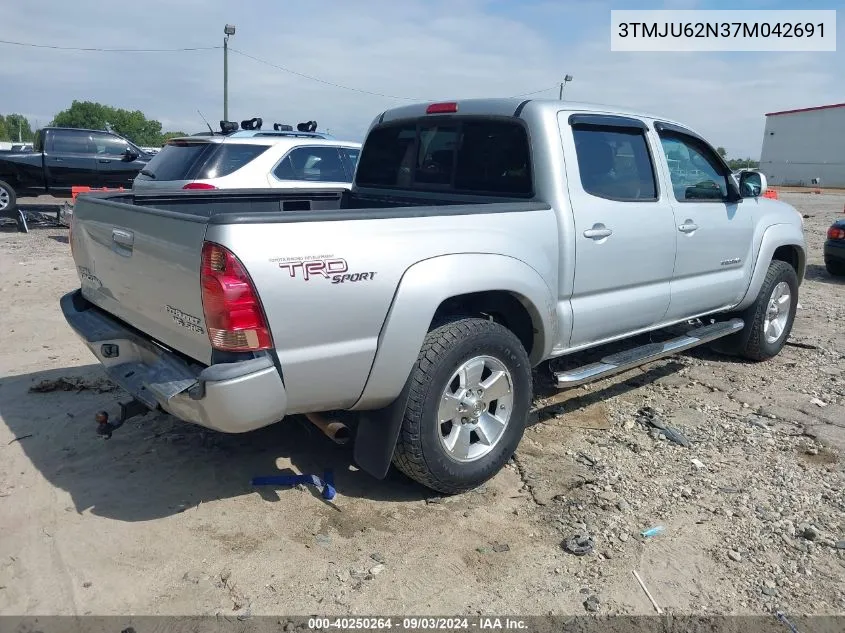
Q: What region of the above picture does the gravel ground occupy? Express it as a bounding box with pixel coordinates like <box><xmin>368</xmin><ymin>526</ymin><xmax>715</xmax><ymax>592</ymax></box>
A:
<box><xmin>0</xmin><ymin>192</ymin><xmax>842</xmax><ymax>618</ymax></box>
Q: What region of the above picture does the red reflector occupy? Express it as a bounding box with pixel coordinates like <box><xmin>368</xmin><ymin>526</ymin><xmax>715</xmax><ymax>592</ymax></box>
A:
<box><xmin>426</xmin><ymin>102</ymin><xmax>458</xmax><ymax>114</ymax></box>
<box><xmin>200</xmin><ymin>242</ymin><xmax>273</xmax><ymax>352</ymax></box>
<box><xmin>828</xmin><ymin>226</ymin><xmax>845</xmax><ymax>240</ymax></box>
<box><xmin>183</xmin><ymin>182</ymin><xmax>218</xmax><ymax>190</ymax></box>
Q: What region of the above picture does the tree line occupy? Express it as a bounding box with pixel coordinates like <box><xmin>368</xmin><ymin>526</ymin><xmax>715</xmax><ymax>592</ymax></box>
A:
<box><xmin>0</xmin><ymin>100</ymin><xmax>186</xmax><ymax>147</ymax></box>
<box><xmin>716</xmin><ymin>146</ymin><xmax>760</xmax><ymax>171</ymax></box>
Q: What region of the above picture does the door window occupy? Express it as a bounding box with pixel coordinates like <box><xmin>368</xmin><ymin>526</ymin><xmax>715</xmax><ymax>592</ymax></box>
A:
<box><xmin>49</xmin><ymin>131</ymin><xmax>94</xmax><ymax>154</ymax></box>
<box><xmin>90</xmin><ymin>133</ymin><xmax>131</xmax><ymax>156</ymax></box>
<box><xmin>274</xmin><ymin>147</ymin><xmax>349</xmax><ymax>182</ymax></box>
<box><xmin>659</xmin><ymin>135</ymin><xmax>728</xmax><ymax>201</ymax></box>
<box><xmin>572</xmin><ymin>127</ymin><xmax>658</xmax><ymax>201</ymax></box>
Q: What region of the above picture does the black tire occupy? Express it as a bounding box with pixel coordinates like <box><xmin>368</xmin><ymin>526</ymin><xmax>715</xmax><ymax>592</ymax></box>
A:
<box><xmin>712</xmin><ymin>260</ymin><xmax>798</xmax><ymax>361</ymax></box>
<box><xmin>0</xmin><ymin>179</ymin><xmax>17</xmax><ymax>216</ymax></box>
<box><xmin>825</xmin><ymin>259</ymin><xmax>845</xmax><ymax>277</ymax></box>
<box><xmin>392</xmin><ymin>317</ymin><xmax>532</xmax><ymax>494</ymax></box>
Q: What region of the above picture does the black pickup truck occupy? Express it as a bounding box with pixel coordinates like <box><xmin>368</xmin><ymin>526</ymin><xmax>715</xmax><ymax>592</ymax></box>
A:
<box><xmin>0</xmin><ymin>127</ymin><xmax>152</xmax><ymax>213</ymax></box>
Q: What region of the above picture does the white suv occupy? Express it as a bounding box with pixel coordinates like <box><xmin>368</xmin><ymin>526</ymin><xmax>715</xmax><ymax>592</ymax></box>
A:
<box><xmin>132</xmin><ymin>130</ymin><xmax>361</xmax><ymax>192</ymax></box>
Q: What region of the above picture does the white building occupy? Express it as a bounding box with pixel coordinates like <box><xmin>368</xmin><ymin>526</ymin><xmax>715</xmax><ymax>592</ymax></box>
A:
<box><xmin>759</xmin><ymin>103</ymin><xmax>845</xmax><ymax>188</ymax></box>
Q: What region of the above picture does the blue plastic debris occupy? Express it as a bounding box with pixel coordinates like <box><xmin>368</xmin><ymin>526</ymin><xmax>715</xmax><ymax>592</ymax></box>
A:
<box><xmin>640</xmin><ymin>526</ymin><xmax>665</xmax><ymax>538</ymax></box>
<box><xmin>252</xmin><ymin>469</ymin><xmax>336</xmax><ymax>500</ymax></box>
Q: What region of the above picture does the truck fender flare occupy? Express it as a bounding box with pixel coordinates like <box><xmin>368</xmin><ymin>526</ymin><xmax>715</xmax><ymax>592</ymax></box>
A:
<box><xmin>353</xmin><ymin>253</ymin><xmax>555</xmax><ymax>413</ymax></box>
<box><xmin>350</xmin><ymin>253</ymin><xmax>555</xmax><ymax>480</ymax></box>
<box><xmin>734</xmin><ymin>223</ymin><xmax>806</xmax><ymax>312</ymax></box>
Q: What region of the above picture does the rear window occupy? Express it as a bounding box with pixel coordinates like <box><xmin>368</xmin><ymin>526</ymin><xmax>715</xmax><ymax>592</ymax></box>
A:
<box><xmin>141</xmin><ymin>141</ymin><xmax>269</xmax><ymax>181</ymax></box>
<box><xmin>355</xmin><ymin>118</ymin><xmax>532</xmax><ymax>196</ymax></box>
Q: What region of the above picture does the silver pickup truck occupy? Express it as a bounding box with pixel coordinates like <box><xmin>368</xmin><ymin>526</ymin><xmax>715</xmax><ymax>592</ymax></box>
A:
<box><xmin>62</xmin><ymin>98</ymin><xmax>806</xmax><ymax>494</ymax></box>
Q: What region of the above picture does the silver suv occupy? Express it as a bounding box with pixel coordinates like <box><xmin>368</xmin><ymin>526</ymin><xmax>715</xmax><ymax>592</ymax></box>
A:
<box><xmin>132</xmin><ymin>130</ymin><xmax>361</xmax><ymax>192</ymax></box>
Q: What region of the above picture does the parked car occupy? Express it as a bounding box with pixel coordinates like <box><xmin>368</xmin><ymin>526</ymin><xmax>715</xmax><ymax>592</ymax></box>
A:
<box><xmin>824</xmin><ymin>218</ymin><xmax>845</xmax><ymax>276</ymax></box>
<box><xmin>132</xmin><ymin>130</ymin><xmax>361</xmax><ymax>192</ymax></box>
<box><xmin>0</xmin><ymin>127</ymin><xmax>152</xmax><ymax>212</ymax></box>
<box><xmin>62</xmin><ymin>98</ymin><xmax>806</xmax><ymax>494</ymax></box>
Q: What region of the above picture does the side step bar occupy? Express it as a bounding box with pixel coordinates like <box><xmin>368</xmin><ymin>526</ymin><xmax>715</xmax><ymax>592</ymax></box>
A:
<box><xmin>553</xmin><ymin>318</ymin><xmax>744</xmax><ymax>388</ymax></box>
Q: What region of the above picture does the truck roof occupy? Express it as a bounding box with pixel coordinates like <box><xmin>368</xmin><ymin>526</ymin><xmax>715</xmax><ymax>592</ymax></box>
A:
<box><xmin>378</xmin><ymin>98</ymin><xmax>688</xmax><ymax>131</ymax></box>
<box><xmin>40</xmin><ymin>126</ymin><xmax>124</xmax><ymax>134</ymax></box>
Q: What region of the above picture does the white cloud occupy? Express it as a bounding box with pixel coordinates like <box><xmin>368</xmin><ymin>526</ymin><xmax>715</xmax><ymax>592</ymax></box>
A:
<box><xmin>1</xmin><ymin>0</ymin><xmax>842</xmax><ymax>158</ymax></box>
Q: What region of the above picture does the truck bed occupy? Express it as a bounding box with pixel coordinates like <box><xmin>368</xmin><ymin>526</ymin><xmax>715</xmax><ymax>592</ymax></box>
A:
<box><xmin>70</xmin><ymin>188</ymin><xmax>551</xmax><ymax>371</ymax></box>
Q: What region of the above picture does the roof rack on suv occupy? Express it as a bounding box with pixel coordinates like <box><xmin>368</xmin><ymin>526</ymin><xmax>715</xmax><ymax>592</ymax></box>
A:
<box><xmin>227</xmin><ymin>130</ymin><xmax>331</xmax><ymax>139</ymax></box>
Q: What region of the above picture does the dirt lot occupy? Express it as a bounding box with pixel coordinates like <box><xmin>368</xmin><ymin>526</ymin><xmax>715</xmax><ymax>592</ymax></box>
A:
<box><xmin>1</xmin><ymin>193</ymin><xmax>843</xmax><ymax>617</ymax></box>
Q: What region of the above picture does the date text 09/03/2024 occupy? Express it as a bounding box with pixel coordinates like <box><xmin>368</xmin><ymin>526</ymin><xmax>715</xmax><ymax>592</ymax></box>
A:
<box><xmin>306</xmin><ymin>617</ymin><xmax>529</xmax><ymax>630</ymax></box>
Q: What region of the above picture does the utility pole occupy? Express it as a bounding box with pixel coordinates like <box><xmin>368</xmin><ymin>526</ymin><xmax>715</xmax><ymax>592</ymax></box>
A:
<box><xmin>559</xmin><ymin>74</ymin><xmax>574</xmax><ymax>100</ymax></box>
<box><xmin>223</xmin><ymin>24</ymin><xmax>236</xmax><ymax>122</ymax></box>
<box><xmin>18</xmin><ymin>118</ymin><xmax>22</xmax><ymax>143</ymax></box>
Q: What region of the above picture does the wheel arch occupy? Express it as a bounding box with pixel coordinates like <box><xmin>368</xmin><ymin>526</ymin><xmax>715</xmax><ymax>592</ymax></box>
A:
<box><xmin>350</xmin><ymin>253</ymin><xmax>556</xmax><ymax>412</ymax></box>
<box><xmin>734</xmin><ymin>224</ymin><xmax>806</xmax><ymax>312</ymax></box>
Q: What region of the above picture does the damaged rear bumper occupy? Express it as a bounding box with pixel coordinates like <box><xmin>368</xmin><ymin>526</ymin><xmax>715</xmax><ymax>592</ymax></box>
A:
<box><xmin>60</xmin><ymin>290</ymin><xmax>287</xmax><ymax>433</ymax></box>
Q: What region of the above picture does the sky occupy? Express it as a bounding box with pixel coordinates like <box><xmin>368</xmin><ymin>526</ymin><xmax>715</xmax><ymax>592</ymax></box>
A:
<box><xmin>1</xmin><ymin>0</ymin><xmax>841</xmax><ymax>158</ymax></box>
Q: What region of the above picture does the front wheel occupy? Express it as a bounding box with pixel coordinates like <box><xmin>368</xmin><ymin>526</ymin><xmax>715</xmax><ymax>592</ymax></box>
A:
<box><xmin>713</xmin><ymin>260</ymin><xmax>798</xmax><ymax>361</ymax></box>
<box><xmin>392</xmin><ymin>317</ymin><xmax>533</xmax><ymax>494</ymax></box>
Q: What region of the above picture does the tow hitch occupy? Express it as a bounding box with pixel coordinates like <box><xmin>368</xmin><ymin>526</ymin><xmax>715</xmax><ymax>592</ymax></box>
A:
<box><xmin>95</xmin><ymin>399</ymin><xmax>150</xmax><ymax>439</ymax></box>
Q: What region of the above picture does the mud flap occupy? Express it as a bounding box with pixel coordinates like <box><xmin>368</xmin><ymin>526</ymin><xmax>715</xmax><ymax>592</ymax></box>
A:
<box><xmin>353</xmin><ymin>376</ymin><xmax>412</xmax><ymax>479</ymax></box>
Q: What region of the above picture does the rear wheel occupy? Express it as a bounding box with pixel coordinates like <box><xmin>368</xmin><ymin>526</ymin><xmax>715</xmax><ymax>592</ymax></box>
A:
<box><xmin>392</xmin><ymin>317</ymin><xmax>532</xmax><ymax>494</ymax></box>
<box><xmin>0</xmin><ymin>179</ymin><xmax>17</xmax><ymax>214</ymax></box>
<box><xmin>712</xmin><ymin>260</ymin><xmax>798</xmax><ymax>361</ymax></box>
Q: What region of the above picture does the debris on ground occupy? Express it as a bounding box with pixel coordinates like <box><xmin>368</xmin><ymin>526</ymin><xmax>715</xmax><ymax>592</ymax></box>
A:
<box><xmin>632</xmin><ymin>570</ymin><xmax>662</xmax><ymax>614</ymax></box>
<box><xmin>582</xmin><ymin>594</ymin><xmax>600</xmax><ymax>612</ymax></box>
<box><xmin>29</xmin><ymin>376</ymin><xmax>116</xmax><ymax>393</ymax></box>
<box><xmin>7</xmin><ymin>434</ymin><xmax>33</xmax><ymax>445</ymax></box>
<box><xmin>563</xmin><ymin>533</ymin><xmax>594</xmax><ymax>556</ymax></box>
<box><xmin>640</xmin><ymin>526</ymin><xmax>665</xmax><ymax>539</ymax></box>
<box><xmin>636</xmin><ymin>406</ymin><xmax>692</xmax><ymax>446</ymax></box>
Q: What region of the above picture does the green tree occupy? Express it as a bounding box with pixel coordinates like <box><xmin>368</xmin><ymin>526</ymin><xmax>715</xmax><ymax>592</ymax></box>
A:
<box><xmin>716</xmin><ymin>146</ymin><xmax>727</xmax><ymax>158</ymax></box>
<box><xmin>0</xmin><ymin>114</ymin><xmax>35</xmax><ymax>142</ymax></box>
<box><xmin>160</xmin><ymin>131</ymin><xmax>188</xmax><ymax>143</ymax></box>
<box><xmin>50</xmin><ymin>100</ymin><xmax>180</xmax><ymax>146</ymax></box>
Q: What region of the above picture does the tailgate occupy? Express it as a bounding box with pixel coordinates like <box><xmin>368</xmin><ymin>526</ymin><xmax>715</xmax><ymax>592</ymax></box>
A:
<box><xmin>70</xmin><ymin>194</ymin><xmax>213</xmax><ymax>365</ymax></box>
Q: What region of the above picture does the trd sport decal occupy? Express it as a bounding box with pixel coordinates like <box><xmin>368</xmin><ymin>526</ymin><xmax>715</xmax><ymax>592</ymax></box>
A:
<box><xmin>270</xmin><ymin>255</ymin><xmax>377</xmax><ymax>284</ymax></box>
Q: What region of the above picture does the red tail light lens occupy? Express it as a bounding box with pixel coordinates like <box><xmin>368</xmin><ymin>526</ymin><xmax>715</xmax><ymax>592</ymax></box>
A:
<box><xmin>426</xmin><ymin>102</ymin><xmax>458</xmax><ymax>114</ymax></box>
<box><xmin>200</xmin><ymin>242</ymin><xmax>272</xmax><ymax>351</ymax></box>
<box><xmin>828</xmin><ymin>226</ymin><xmax>845</xmax><ymax>240</ymax></box>
<box><xmin>183</xmin><ymin>182</ymin><xmax>218</xmax><ymax>190</ymax></box>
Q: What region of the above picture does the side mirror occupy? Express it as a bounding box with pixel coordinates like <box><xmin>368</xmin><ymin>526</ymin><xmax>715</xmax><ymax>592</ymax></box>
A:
<box><xmin>739</xmin><ymin>170</ymin><xmax>767</xmax><ymax>198</ymax></box>
<box><xmin>123</xmin><ymin>147</ymin><xmax>139</xmax><ymax>161</ymax></box>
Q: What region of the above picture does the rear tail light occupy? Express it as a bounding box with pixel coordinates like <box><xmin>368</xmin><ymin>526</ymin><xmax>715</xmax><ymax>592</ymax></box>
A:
<box><xmin>183</xmin><ymin>182</ymin><xmax>217</xmax><ymax>190</ymax></box>
<box><xmin>827</xmin><ymin>226</ymin><xmax>845</xmax><ymax>240</ymax></box>
<box><xmin>200</xmin><ymin>241</ymin><xmax>273</xmax><ymax>352</ymax></box>
<box><xmin>426</xmin><ymin>102</ymin><xmax>458</xmax><ymax>114</ymax></box>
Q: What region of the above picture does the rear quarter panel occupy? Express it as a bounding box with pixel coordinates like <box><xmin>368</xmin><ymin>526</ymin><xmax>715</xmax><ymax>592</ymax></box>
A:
<box><xmin>206</xmin><ymin>206</ymin><xmax>559</xmax><ymax>413</ymax></box>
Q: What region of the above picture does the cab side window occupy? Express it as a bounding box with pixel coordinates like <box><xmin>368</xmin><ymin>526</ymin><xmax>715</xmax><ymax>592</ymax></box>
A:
<box><xmin>90</xmin><ymin>133</ymin><xmax>130</xmax><ymax>156</ymax></box>
<box><xmin>659</xmin><ymin>134</ymin><xmax>729</xmax><ymax>201</ymax></box>
<box><xmin>572</xmin><ymin>126</ymin><xmax>658</xmax><ymax>201</ymax></box>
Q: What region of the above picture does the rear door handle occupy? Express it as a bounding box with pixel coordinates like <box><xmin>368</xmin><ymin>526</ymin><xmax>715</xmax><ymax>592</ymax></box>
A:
<box><xmin>678</xmin><ymin>220</ymin><xmax>699</xmax><ymax>233</ymax></box>
<box><xmin>583</xmin><ymin>224</ymin><xmax>613</xmax><ymax>240</ymax></box>
<box><xmin>98</xmin><ymin>159</ymin><xmax>111</xmax><ymax>163</ymax></box>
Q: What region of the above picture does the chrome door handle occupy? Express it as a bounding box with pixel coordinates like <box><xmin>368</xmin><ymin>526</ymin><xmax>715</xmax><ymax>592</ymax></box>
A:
<box><xmin>583</xmin><ymin>225</ymin><xmax>613</xmax><ymax>239</ymax></box>
<box><xmin>678</xmin><ymin>220</ymin><xmax>698</xmax><ymax>233</ymax></box>
<box><xmin>98</xmin><ymin>159</ymin><xmax>111</xmax><ymax>163</ymax></box>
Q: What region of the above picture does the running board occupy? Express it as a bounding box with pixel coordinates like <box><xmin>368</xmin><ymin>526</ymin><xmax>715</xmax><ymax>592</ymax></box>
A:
<box><xmin>553</xmin><ymin>318</ymin><xmax>745</xmax><ymax>388</ymax></box>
